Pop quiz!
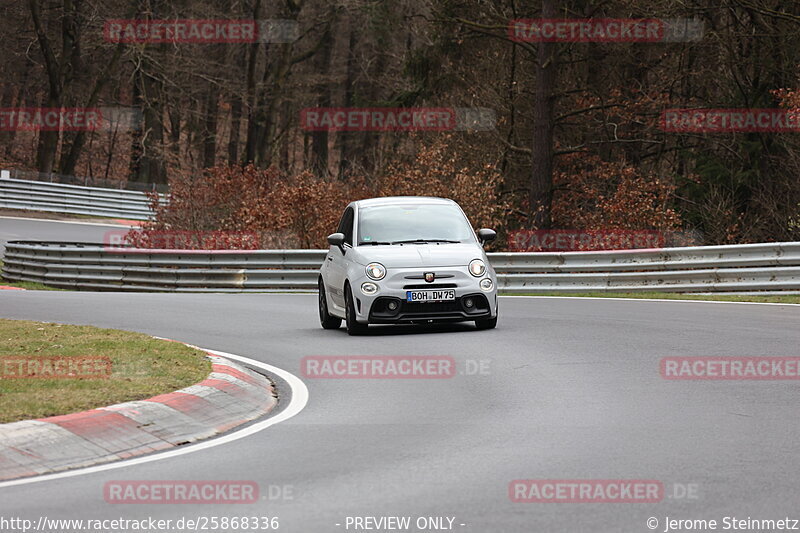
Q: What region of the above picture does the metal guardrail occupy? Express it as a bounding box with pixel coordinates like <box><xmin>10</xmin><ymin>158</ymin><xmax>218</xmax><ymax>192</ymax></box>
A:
<box><xmin>0</xmin><ymin>177</ymin><xmax>158</xmax><ymax>220</ymax></box>
<box><xmin>4</xmin><ymin>168</ymin><xmax>168</xmax><ymax>193</ymax></box>
<box><xmin>3</xmin><ymin>241</ymin><xmax>800</xmax><ymax>293</ymax></box>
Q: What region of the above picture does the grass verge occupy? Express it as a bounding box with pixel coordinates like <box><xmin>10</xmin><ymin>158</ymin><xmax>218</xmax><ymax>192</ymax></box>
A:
<box><xmin>503</xmin><ymin>291</ymin><xmax>800</xmax><ymax>304</ymax></box>
<box><xmin>0</xmin><ymin>319</ymin><xmax>211</xmax><ymax>424</ymax></box>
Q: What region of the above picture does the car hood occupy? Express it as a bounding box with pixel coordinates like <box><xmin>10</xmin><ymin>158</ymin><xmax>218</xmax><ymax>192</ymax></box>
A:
<box><xmin>352</xmin><ymin>243</ymin><xmax>483</xmax><ymax>268</ymax></box>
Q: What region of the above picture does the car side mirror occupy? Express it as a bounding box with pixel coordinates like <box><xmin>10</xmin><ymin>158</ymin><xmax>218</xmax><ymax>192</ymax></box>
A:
<box><xmin>477</xmin><ymin>228</ymin><xmax>497</xmax><ymax>245</ymax></box>
<box><xmin>327</xmin><ymin>232</ymin><xmax>345</xmax><ymax>252</ymax></box>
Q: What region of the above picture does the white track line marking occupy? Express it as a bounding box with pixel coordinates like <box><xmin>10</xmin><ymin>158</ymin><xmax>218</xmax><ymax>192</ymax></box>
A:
<box><xmin>0</xmin><ymin>215</ymin><xmax>132</xmax><ymax>227</ymax></box>
<box><xmin>501</xmin><ymin>295</ymin><xmax>800</xmax><ymax>307</ymax></box>
<box><xmin>144</xmin><ymin>292</ymin><xmax>797</xmax><ymax>307</ymax></box>
<box><xmin>0</xmin><ymin>347</ymin><xmax>308</xmax><ymax>489</ymax></box>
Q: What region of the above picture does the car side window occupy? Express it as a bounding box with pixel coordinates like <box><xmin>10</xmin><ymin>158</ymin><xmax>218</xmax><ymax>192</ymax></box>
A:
<box><xmin>336</xmin><ymin>209</ymin><xmax>348</xmax><ymax>234</ymax></box>
<box><xmin>337</xmin><ymin>207</ymin><xmax>354</xmax><ymax>246</ymax></box>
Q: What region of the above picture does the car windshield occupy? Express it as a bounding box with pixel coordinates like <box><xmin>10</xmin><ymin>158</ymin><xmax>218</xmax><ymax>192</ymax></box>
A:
<box><xmin>357</xmin><ymin>203</ymin><xmax>475</xmax><ymax>245</ymax></box>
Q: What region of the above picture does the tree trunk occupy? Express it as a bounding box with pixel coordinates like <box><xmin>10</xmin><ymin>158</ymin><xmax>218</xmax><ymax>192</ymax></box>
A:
<box><xmin>529</xmin><ymin>0</ymin><xmax>557</xmax><ymax>229</ymax></box>
<box><xmin>130</xmin><ymin>64</ymin><xmax>166</xmax><ymax>184</ymax></box>
<box><xmin>310</xmin><ymin>19</ymin><xmax>334</xmax><ymax>177</ymax></box>
<box><xmin>128</xmin><ymin>76</ymin><xmax>144</xmax><ymax>182</ymax></box>
<box><xmin>279</xmin><ymin>99</ymin><xmax>291</xmax><ymax>171</ymax></box>
<box><xmin>337</xmin><ymin>21</ymin><xmax>358</xmax><ymax>180</ymax></box>
<box><xmin>0</xmin><ymin>83</ymin><xmax>17</xmax><ymax>155</ymax></box>
<box><xmin>36</xmin><ymin>94</ymin><xmax>60</xmax><ymax>175</ymax></box>
<box><xmin>59</xmin><ymin>43</ymin><xmax>124</xmax><ymax>176</ymax></box>
<box><xmin>228</xmin><ymin>93</ymin><xmax>242</xmax><ymax>165</ymax></box>
<box><xmin>28</xmin><ymin>0</ymin><xmax>74</xmax><ymax>175</ymax></box>
<box><xmin>202</xmin><ymin>83</ymin><xmax>219</xmax><ymax>169</ymax></box>
<box><xmin>243</xmin><ymin>0</ymin><xmax>263</xmax><ymax>165</ymax></box>
<box><xmin>244</xmin><ymin>0</ymin><xmax>310</xmax><ymax>168</ymax></box>
<box><xmin>169</xmin><ymin>103</ymin><xmax>181</xmax><ymax>159</ymax></box>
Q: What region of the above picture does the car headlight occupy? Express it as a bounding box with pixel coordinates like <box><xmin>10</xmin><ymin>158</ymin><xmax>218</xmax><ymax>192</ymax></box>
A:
<box><xmin>469</xmin><ymin>259</ymin><xmax>486</xmax><ymax>277</ymax></box>
<box><xmin>361</xmin><ymin>282</ymin><xmax>378</xmax><ymax>295</ymax></box>
<box><xmin>365</xmin><ymin>262</ymin><xmax>386</xmax><ymax>280</ymax></box>
<box><xmin>479</xmin><ymin>278</ymin><xmax>494</xmax><ymax>291</ymax></box>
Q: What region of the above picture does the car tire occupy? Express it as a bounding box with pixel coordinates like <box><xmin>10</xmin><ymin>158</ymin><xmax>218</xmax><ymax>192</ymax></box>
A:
<box><xmin>345</xmin><ymin>285</ymin><xmax>368</xmax><ymax>336</ymax></box>
<box><xmin>475</xmin><ymin>316</ymin><xmax>497</xmax><ymax>330</ymax></box>
<box><xmin>319</xmin><ymin>280</ymin><xmax>342</xmax><ymax>330</ymax></box>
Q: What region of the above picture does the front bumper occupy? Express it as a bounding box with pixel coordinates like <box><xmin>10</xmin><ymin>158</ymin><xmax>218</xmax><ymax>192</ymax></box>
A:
<box><xmin>351</xmin><ymin>266</ymin><xmax>498</xmax><ymax>324</ymax></box>
<box><xmin>368</xmin><ymin>293</ymin><xmax>493</xmax><ymax>323</ymax></box>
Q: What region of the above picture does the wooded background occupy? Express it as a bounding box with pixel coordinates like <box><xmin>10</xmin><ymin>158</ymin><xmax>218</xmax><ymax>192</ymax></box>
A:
<box><xmin>3</xmin><ymin>0</ymin><xmax>800</xmax><ymax>247</ymax></box>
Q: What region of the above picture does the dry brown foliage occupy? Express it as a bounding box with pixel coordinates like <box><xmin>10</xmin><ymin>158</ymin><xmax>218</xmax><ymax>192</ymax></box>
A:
<box><xmin>134</xmin><ymin>137</ymin><xmax>507</xmax><ymax>249</ymax></box>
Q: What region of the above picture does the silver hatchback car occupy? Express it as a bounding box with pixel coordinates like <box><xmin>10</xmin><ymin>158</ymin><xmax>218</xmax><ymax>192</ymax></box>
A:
<box><xmin>318</xmin><ymin>196</ymin><xmax>498</xmax><ymax>335</ymax></box>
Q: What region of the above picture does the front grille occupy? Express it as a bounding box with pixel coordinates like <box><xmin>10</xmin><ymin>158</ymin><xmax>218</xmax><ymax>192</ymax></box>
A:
<box><xmin>402</xmin><ymin>300</ymin><xmax>463</xmax><ymax>314</ymax></box>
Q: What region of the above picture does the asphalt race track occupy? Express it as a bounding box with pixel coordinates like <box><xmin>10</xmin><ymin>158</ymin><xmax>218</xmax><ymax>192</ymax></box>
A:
<box><xmin>2</xmin><ymin>219</ymin><xmax>800</xmax><ymax>532</ymax></box>
<box><xmin>0</xmin><ymin>216</ymin><xmax>125</xmax><ymax>253</ymax></box>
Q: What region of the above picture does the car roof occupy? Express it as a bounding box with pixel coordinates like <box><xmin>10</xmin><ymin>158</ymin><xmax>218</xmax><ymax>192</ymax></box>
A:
<box><xmin>354</xmin><ymin>196</ymin><xmax>456</xmax><ymax>208</ymax></box>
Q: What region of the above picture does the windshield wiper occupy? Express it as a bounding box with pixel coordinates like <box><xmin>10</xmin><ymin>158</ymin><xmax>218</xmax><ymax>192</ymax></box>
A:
<box><xmin>359</xmin><ymin>241</ymin><xmax>393</xmax><ymax>245</ymax></box>
<box><xmin>390</xmin><ymin>239</ymin><xmax>461</xmax><ymax>244</ymax></box>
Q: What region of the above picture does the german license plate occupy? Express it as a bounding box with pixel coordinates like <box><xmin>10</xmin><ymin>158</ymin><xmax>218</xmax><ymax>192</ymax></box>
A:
<box><xmin>406</xmin><ymin>289</ymin><xmax>456</xmax><ymax>302</ymax></box>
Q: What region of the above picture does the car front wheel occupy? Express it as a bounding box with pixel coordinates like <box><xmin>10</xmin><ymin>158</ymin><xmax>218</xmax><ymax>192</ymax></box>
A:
<box><xmin>345</xmin><ymin>286</ymin><xmax>368</xmax><ymax>336</ymax></box>
<box><xmin>319</xmin><ymin>280</ymin><xmax>342</xmax><ymax>330</ymax></box>
<box><xmin>475</xmin><ymin>316</ymin><xmax>497</xmax><ymax>330</ymax></box>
